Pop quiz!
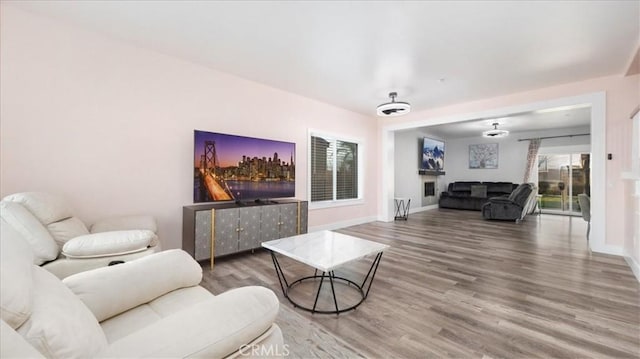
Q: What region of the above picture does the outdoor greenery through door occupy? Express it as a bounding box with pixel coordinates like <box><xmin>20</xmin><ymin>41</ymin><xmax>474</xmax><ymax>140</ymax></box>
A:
<box><xmin>537</xmin><ymin>153</ymin><xmax>590</xmax><ymax>215</ymax></box>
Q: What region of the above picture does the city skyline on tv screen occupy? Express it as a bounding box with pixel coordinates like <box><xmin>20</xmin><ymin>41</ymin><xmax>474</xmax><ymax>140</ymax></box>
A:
<box><xmin>194</xmin><ymin>130</ymin><xmax>295</xmax><ymax>203</ymax></box>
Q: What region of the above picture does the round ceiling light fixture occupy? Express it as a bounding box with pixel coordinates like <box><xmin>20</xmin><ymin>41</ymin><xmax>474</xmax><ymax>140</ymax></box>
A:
<box><xmin>483</xmin><ymin>122</ymin><xmax>509</xmax><ymax>138</ymax></box>
<box><xmin>376</xmin><ymin>92</ymin><xmax>411</xmax><ymax>117</ymax></box>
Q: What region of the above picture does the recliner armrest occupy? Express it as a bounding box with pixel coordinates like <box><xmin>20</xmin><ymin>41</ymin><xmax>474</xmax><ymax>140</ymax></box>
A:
<box><xmin>62</xmin><ymin>230</ymin><xmax>157</xmax><ymax>259</ymax></box>
<box><xmin>487</xmin><ymin>197</ymin><xmax>516</xmax><ymax>204</ymax></box>
<box><xmin>90</xmin><ymin>215</ymin><xmax>157</xmax><ymax>234</ymax></box>
<box><xmin>63</xmin><ymin>249</ymin><xmax>202</xmax><ymax>322</ymax></box>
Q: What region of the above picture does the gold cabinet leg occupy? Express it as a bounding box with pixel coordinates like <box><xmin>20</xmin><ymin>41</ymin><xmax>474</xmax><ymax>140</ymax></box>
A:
<box><xmin>210</xmin><ymin>209</ymin><xmax>216</xmax><ymax>270</ymax></box>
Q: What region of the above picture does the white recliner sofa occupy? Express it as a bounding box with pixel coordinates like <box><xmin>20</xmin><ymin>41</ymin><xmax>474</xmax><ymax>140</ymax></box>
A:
<box><xmin>0</xmin><ymin>221</ymin><xmax>284</xmax><ymax>358</ymax></box>
<box><xmin>0</xmin><ymin>192</ymin><xmax>160</xmax><ymax>278</ymax></box>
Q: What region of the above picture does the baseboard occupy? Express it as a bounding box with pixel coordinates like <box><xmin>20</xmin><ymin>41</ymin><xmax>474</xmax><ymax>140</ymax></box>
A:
<box><xmin>589</xmin><ymin>243</ymin><xmax>624</xmax><ymax>256</ymax></box>
<box><xmin>409</xmin><ymin>204</ymin><xmax>438</xmax><ymax>214</ymax></box>
<box><xmin>309</xmin><ymin>215</ymin><xmax>378</xmax><ymax>232</ymax></box>
<box><xmin>624</xmin><ymin>255</ymin><xmax>640</xmax><ymax>283</ymax></box>
<box><xmin>376</xmin><ymin>204</ymin><xmax>438</xmax><ymax>222</ymax></box>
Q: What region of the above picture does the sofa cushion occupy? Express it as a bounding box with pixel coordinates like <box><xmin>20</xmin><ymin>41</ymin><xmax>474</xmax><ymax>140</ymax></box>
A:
<box><xmin>17</xmin><ymin>266</ymin><xmax>108</xmax><ymax>358</ymax></box>
<box><xmin>47</xmin><ymin>217</ymin><xmax>90</xmax><ymax>249</ymax></box>
<box><xmin>448</xmin><ymin>191</ymin><xmax>471</xmax><ymax>198</ymax></box>
<box><xmin>3</xmin><ymin>192</ymin><xmax>72</xmax><ymax>225</ymax></box>
<box><xmin>484</xmin><ymin>182</ymin><xmax>514</xmax><ymax>194</ymax></box>
<box><xmin>62</xmin><ymin>230</ymin><xmax>156</xmax><ymax>259</ymax></box>
<box><xmin>0</xmin><ymin>219</ymin><xmax>34</xmax><ymax>329</ymax></box>
<box><xmin>1</xmin><ymin>320</ymin><xmax>45</xmax><ymax>359</ymax></box>
<box><xmin>100</xmin><ymin>286</ymin><xmax>213</xmax><ymax>343</ymax></box>
<box><xmin>470</xmin><ymin>185</ymin><xmax>487</xmax><ymax>198</ymax></box>
<box><xmin>96</xmin><ymin>286</ymin><xmax>279</xmax><ymax>358</ymax></box>
<box><xmin>0</xmin><ymin>202</ymin><xmax>59</xmax><ymax>265</ymax></box>
<box><xmin>63</xmin><ymin>249</ymin><xmax>202</xmax><ymax>322</ymax></box>
<box><xmin>452</xmin><ymin>181</ymin><xmax>481</xmax><ymax>192</ymax></box>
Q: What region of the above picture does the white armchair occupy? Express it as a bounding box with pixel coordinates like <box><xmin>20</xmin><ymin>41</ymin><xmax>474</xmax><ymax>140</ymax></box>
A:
<box><xmin>0</xmin><ymin>222</ymin><xmax>284</xmax><ymax>358</ymax></box>
<box><xmin>1</xmin><ymin>192</ymin><xmax>160</xmax><ymax>278</ymax></box>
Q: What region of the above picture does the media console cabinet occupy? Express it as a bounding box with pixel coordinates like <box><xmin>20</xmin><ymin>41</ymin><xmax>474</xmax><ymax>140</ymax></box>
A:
<box><xmin>182</xmin><ymin>200</ymin><xmax>308</xmax><ymax>267</ymax></box>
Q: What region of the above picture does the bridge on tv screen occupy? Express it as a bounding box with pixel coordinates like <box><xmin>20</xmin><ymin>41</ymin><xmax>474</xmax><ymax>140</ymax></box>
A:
<box><xmin>199</xmin><ymin>140</ymin><xmax>235</xmax><ymax>201</ymax></box>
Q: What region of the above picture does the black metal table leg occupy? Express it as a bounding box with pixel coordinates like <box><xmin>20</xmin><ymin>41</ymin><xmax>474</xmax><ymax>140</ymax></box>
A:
<box><xmin>328</xmin><ymin>271</ymin><xmax>339</xmax><ymax>313</ymax></box>
<box><xmin>270</xmin><ymin>251</ymin><xmax>289</xmax><ymax>298</ymax></box>
<box><xmin>311</xmin><ymin>271</ymin><xmax>326</xmax><ymax>313</ymax></box>
<box><xmin>268</xmin><ymin>250</ymin><xmax>385</xmax><ymax>315</ymax></box>
<box><xmin>362</xmin><ymin>252</ymin><xmax>383</xmax><ymax>298</ymax></box>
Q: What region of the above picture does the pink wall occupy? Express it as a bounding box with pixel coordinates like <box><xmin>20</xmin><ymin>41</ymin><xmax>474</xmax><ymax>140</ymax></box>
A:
<box><xmin>0</xmin><ymin>6</ymin><xmax>379</xmax><ymax>249</ymax></box>
<box><xmin>381</xmin><ymin>74</ymin><xmax>640</xmax><ymax>249</ymax></box>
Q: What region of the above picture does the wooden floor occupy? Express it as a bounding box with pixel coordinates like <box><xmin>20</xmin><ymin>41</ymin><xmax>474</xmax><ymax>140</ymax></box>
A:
<box><xmin>200</xmin><ymin>209</ymin><xmax>640</xmax><ymax>358</ymax></box>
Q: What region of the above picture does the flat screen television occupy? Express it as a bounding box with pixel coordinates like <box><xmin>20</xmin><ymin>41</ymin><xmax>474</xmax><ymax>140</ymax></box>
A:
<box><xmin>422</xmin><ymin>137</ymin><xmax>445</xmax><ymax>171</ymax></box>
<box><xmin>194</xmin><ymin>130</ymin><xmax>295</xmax><ymax>203</ymax></box>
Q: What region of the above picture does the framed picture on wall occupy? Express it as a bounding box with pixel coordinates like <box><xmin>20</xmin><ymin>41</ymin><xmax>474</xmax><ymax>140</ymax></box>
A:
<box><xmin>538</xmin><ymin>155</ymin><xmax>549</xmax><ymax>172</ymax></box>
<box><xmin>469</xmin><ymin>143</ymin><xmax>498</xmax><ymax>169</ymax></box>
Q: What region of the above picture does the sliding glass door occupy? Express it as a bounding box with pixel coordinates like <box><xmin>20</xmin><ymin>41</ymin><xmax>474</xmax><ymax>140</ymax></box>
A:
<box><xmin>537</xmin><ymin>153</ymin><xmax>590</xmax><ymax>215</ymax></box>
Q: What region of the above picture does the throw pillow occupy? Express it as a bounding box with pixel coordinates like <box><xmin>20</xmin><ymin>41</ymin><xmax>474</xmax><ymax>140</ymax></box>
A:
<box><xmin>470</xmin><ymin>185</ymin><xmax>487</xmax><ymax>198</ymax></box>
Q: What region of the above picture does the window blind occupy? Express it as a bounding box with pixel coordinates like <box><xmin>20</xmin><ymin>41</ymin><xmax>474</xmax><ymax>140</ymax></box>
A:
<box><xmin>310</xmin><ymin>134</ymin><xmax>359</xmax><ymax>202</ymax></box>
<box><xmin>310</xmin><ymin>135</ymin><xmax>334</xmax><ymax>201</ymax></box>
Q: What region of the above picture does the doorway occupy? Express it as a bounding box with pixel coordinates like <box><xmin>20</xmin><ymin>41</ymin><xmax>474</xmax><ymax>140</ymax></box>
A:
<box><xmin>537</xmin><ymin>153</ymin><xmax>591</xmax><ymax>215</ymax></box>
<box><xmin>381</xmin><ymin>92</ymin><xmax>606</xmax><ymax>253</ymax></box>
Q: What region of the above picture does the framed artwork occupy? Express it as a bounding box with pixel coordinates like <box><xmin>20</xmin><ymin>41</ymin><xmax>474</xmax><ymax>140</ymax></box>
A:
<box><xmin>469</xmin><ymin>143</ymin><xmax>498</xmax><ymax>169</ymax></box>
<box><xmin>422</xmin><ymin>137</ymin><xmax>445</xmax><ymax>171</ymax></box>
<box><xmin>538</xmin><ymin>155</ymin><xmax>549</xmax><ymax>172</ymax></box>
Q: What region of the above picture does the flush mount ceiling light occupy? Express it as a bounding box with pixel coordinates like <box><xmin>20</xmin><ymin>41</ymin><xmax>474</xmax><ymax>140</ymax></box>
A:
<box><xmin>376</xmin><ymin>92</ymin><xmax>411</xmax><ymax>117</ymax></box>
<box><xmin>483</xmin><ymin>122</ymin><xmax>509</xmax><ymax>138</ymax></box>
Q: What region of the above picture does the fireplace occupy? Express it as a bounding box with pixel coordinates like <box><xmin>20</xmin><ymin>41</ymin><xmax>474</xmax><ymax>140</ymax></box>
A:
<box><xmin>424</xmin><ymin>181</ymin><xmax>435</xmax><ymax>197</ymax></box>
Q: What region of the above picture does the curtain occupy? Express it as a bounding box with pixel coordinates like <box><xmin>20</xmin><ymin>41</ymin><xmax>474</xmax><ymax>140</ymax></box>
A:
<box><xmin>523</xmin><ymin>138</ymin><xmax>541</xmax><ymax>183</ymax></box>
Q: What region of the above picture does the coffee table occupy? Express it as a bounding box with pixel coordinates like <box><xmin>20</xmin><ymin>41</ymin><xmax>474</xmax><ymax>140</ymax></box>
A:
<box><xmin>262</xmin><ymin>230</ymin><xmax>389</xmax><ymax>315</ymax></box>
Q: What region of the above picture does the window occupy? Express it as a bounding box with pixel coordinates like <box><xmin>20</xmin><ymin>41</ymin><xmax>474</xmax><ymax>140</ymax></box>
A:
<box><xmin>309</xmin><ymin>132</ymin><xmax>362</xmax><ymax>205</ymax></box>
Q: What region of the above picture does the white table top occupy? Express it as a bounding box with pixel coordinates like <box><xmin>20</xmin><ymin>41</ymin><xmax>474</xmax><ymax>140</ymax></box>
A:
<box><xmin>262</xmin><ymin>230</ymin><xmax>389</xmax><ymax>272</ymax></box>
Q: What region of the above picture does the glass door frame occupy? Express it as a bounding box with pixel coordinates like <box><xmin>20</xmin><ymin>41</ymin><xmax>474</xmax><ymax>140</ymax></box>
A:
<box><xmin>536</xmin><ymin>145</ymin><xmax>591</xmax><ymax>216</ymax></box>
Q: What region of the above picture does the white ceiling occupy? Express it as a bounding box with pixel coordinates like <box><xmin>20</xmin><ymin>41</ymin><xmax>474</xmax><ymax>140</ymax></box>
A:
<box><xmin>7</xmin><ymin>1</ymin><xmax>639</xmax><ymax>119</ymax></box>
<box><xmin>419</xmin><ymin>105</ymin><xmax>592</xmax><ymax>139</ymax></box>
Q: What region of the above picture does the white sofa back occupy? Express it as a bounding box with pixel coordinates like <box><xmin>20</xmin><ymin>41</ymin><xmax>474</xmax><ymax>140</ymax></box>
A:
<box><xmin>0</xmin><ymin>219</ymin><xmax>108</xmax><ymax>358</ymax></box>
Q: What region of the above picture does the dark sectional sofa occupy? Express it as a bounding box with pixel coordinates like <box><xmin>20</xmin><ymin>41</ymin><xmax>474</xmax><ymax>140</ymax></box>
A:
<box><xmin>438</xmin><ymin>181</ymin><xmax>517</xmax><ymax>211</ymax></box>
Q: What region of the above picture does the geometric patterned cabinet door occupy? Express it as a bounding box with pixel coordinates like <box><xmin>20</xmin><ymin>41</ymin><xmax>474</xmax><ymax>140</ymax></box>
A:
<box><xmin>299</xmin><ymin>201</ymin><xmax>309</xmax><ymax>234</ymax></box>
<box><xmin>183</xmin><ymin>200</ymin><xmax>308</xmax><ymax>269</ymax></box>
<box><xmin>260</xmin><ymin>203</ymin><xmax>298</xmax><ymax>244</ymax></box>
<box><xmin>279</xmin><ymin>203</ymin><xmax>298</xmax><ymax>238</ymax></box>
<box><xmin>260</xmin><ymin>205</ymin><xmax>280</xmax><ymax>245</ymax></box>
<box><xmin>194</xmin><ymin>210</ymin><xmax>212</xmax><ymax>261</ymax></box>
<box><xmin>237</xmin><ymin>206</ymin><xmax>261</xmax><ymax>252</ymax></box>
<box><xmin>212</xmin><ymin>208</ymin><xmax>240</xmax><ymax>257</ymax></box>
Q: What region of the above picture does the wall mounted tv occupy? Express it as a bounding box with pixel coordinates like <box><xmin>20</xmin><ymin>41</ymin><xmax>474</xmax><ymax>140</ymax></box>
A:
<box><xmin>422</xmin><ymin>137</ymin><xmax>445</xmax><ymax>171</ymax></box>
<box><xmin>194</xmin><ymin>130</ymin><xmax>295</xmax><ymax>203</ymax></box>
